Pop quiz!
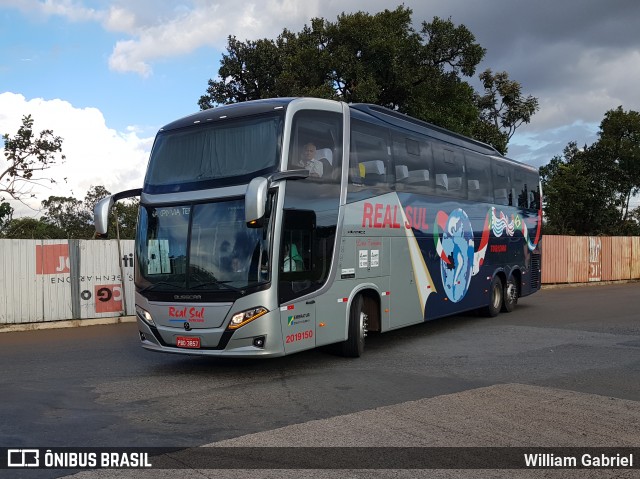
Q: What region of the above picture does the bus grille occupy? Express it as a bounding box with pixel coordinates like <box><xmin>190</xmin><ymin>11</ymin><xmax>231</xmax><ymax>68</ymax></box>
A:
<box><xmin>530</xmin><ymin>253</ymin><xmax>541</xmax><ymax>289</ymax></box>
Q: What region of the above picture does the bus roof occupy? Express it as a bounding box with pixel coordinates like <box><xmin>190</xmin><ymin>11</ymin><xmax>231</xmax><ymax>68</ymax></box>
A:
<box><xmin>349</xmin><ymin>103</ymin><xmax>500</xmax><ymax>156</ymax></box>
<box><xmin>157</xmin><ymin>98</ymin><xmax>537</xmax><ymax>174</ymax></box>
<box><xmin>349</xmin><ymin>103</ymin><xmax>537</xmax><ymax>173</ymax></box>
<box><xmin>159</xmin><ymin>98</ymin><xmax>295</xmax><ymax>131</ymax></box>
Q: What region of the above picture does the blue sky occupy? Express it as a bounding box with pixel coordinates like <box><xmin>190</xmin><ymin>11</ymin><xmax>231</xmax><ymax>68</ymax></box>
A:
<box><xmin>1</xmin><ymin>4</ymin><xmax>216</xmax><ymax>134</ymax></box>
<box><xmin>1</xmin><ymin>0</ymin><xmax>639</xmax><ymax>215</ymax></box>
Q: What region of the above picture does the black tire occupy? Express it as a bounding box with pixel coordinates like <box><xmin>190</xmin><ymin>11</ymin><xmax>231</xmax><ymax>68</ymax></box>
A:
<box><xmin>340</xmin><ymin>294</ymin><xmax>367</xmax><ymax>357</ymax></box>
<box><xmin>501</xmin><ymin>275</ymin><xmax>518</xmax><ymax>313</ymax></box>
<box><xmin>482</xmin><ymin>276</ymin><xmax>503</xmax><ymax>317</ymax></box>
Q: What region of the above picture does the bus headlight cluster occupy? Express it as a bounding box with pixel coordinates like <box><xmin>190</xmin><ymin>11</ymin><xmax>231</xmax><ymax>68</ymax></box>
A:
<box><xmin>136</xmin><ymin>305</ymin><xmax>155</xmax><ymax>326</ymax></box>
<box><xmin>228</xmin><ymin>307</ymin><xmax>268</xmax><ymax>330</ymax></box>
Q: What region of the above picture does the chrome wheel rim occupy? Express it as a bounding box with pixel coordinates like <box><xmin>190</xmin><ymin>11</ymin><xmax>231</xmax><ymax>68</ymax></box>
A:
<box><xmin>359</xmin><ymin>311</ymin><xmax>368</xmax><ymax>346</ymax></box>
<box><xmin>492</xmin><ymin>284</ymin><xmax>502</xmax><ymax>310</ymax></box>
<box><xmin>506</xmin><ymin>281</ymin><xmax>517</xmax><ymax>304</ymax></box>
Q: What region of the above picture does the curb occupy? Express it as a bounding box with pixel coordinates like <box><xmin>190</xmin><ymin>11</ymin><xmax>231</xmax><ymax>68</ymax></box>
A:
<box><xmin>0</xmin><ymin>316</ymin><xmax>137</xmax><ymax>334</ymax></box>
<box><xmin>541</xmin><ymin>279</ymin><xmax>640</xmax><ymax>290</ymax></box>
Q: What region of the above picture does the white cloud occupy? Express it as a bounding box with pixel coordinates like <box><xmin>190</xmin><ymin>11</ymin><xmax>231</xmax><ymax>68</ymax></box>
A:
<box><xmin>0</xmin><ymin>0</ymin><xmax>101</xmax><ymax>22</ymax></box>
<box><xmin>105</xmin><ymin>0</ymin><xmax>322</xmax><ymax>76</ymax></box>
<box><xmin>0</xmin><ymin>92</ymin><xmax>152</xmax><ymax>217</ymax></box>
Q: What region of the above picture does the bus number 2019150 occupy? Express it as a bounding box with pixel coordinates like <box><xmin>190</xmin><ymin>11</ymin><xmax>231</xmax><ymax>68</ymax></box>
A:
<box><xmin>285</xmin><ymin>330</ymin><xmax>313</xmax><ymax>344</ymax></box>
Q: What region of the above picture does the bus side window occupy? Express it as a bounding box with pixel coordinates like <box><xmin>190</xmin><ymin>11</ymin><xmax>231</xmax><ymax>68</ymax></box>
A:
<box><xmin>288</xmin><ymin>110</ymin><xmax>343</xmax><ymax>183</ymax></box>
<box><xmin>349</xmin><ymin>120</ymin><xmax>392</xmax><ymax>190</ymax></box>
<box><xmin>524</xmin><ymin>171</ymin><xmax>541</xmax><ymax>210</ymax></box>
<box><xmin>465</xmin><ymin>151</ymin><xmax>493</xmax><ymax>202</ymax></box>
<box><xmin>492</xmin><ymin>159</ymin><xmax>513</xmax><ymax>206</ymax></box>
<box><xmin>433</xmin><ymin>143</ymin><xmax>466</xmax><ymax>199</ymax></box>
<box><xmin>392</xmin><ymin>133</ymin><xmax>434</xmax><ymax>193</ymax></box>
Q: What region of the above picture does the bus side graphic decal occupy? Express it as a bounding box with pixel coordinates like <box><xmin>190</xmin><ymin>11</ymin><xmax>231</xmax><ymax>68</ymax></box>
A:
<box><xmin>432</xmin><ymin>206</ymin><xmax>541</xmax><ymax>303</ymax></box>
<box><xmin>490</xmin><ymin>207</ymin><xmax>542</xmax><ymax>252</ymax></box>
<box><xmin>397</xmin><ymin>199</ymin><xmax>437</xmax><ymax>315</ymax></box>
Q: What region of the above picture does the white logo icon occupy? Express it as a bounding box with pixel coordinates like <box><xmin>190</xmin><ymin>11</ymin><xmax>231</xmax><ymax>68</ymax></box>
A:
<box><xmin>7</xmin><ymin>449</ymin><xmax>40</xmax><ymax>467</ymax></box>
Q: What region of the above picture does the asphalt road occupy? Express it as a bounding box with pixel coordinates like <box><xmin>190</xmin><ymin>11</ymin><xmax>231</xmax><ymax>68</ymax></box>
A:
<box><xmin>1</xmin><ymin>282</ymin><xmax>639</xmax><ymax>478</ymax></box>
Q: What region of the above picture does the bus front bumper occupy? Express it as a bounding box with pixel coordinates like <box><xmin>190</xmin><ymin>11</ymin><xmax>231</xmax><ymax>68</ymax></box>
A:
<box><xmin>136</xmin><ymin>314</ymin><xmax>285</xmax><ymax>358</ymax></box>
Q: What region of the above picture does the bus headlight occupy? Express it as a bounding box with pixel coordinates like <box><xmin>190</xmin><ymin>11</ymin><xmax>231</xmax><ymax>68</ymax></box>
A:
<box><xmin>228</xmin><ymin>307</ymin><xmax>268</xmax><ymax>330</ymax></box>
<box><xmin>136</xmin><ymin>305</ymin><xmax>155</xmax><ymax>326</ymax></box>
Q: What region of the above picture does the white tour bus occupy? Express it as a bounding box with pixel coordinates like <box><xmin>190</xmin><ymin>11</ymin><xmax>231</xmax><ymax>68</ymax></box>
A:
<box><xmin>95</xmin><ymin>97</ymin><xmax>542</xmax><ymax>358</ymax></box>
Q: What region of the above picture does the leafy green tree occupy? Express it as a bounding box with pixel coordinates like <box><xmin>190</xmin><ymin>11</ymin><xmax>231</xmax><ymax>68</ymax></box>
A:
<box><xmin>0</xmin><ymin>201</ymin><xmax>13</xmax><ymax>232</ymax></box>
<box><xmin>540</xmin><ymin>142</ymin><xmax>620</xmax><ymax>235</ymax></box>
<box><xmin>199</xmin><ymin>6</ymin><xmax>536</xmax><ymax>153</ymax></box>
<box><xmin>85</xmin><ymin>185</ymin><xmax>138</xmax><ymax>240</ymax></box>
<box><xmin>41</xmin><ymin>195</ymin><xmax>93</xmax><ymax>239</ymax></box>
<box><xmin>474</xmin><ymin>69</ymin><xmax>540</xmax><ymax>154</ymax></box>
<box><xmin>1</xmin><ymin>114</ymin><xmax>65</xmax><ymax>202</ymax></box>
<box><xmin>592</xmin><ymin>106</ymin><xmax>640</xmax><ymax>224</ymax></box>
<box><xmin>2</xmin><ymin>217</ymin><xmax>65</xmax><ymax>239</ymax></box>
<box><xmin>1</xmin><ymin>185</ymin><xmax>139</xmax><ymax>239</ymax></box>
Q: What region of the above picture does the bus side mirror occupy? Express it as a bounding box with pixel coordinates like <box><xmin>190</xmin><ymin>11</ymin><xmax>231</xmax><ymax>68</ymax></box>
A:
<box><xmin>93</xmin><ymin>188</ymin><xmax>142</xmax><ymax>237</ymax></box>
<box><xmin>94</xmin><ymin>195</ymin><xmax>114</xmax><ymax>236</ymax></box>
<box><xmin>245</xmin><ymin>176</ymin><xmax>269</xmax><ymax>226</ymax></box>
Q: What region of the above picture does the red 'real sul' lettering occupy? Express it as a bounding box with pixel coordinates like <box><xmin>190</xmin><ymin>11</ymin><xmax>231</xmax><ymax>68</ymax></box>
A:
<box><xmin>404</xmin><ymin>206</ymin><xmax>429</xmax><ymax>231</ymax></box>
<box><xmin>363</xmin><ymin>203</ymin><xmax>404</xmax><ymax>229</ymax></box>
<box><xmin>362</xmin><ymin>202</ymin><xmax>374</xmax><ymax>227</ymax></box>
<box><xmin>169</xmin><ymin>307</ymin><xmax>187</xmax><ymax>318</ymax></box>
<box><xmin>374</xmin><ymin>203</ymin><xmax>383</xmax><ymax>228</ymax></box>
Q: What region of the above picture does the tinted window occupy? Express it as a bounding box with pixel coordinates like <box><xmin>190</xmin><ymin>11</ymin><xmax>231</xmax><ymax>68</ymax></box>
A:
<box><xmin>465</xmin><ymin>151</ymin><xmax>493</xmax><ymax>202</ymax></box>
<box><xmin>279</xmin><ymin>209</ymin><xmax>336</xmax><ymax>303</ymax></box>
<box><xmin>349</xmin><ymin>120</ymin><xmax>391</xmax><ymax>190</ymax></box>
<box><xmin>432</xmin><ymin>142</ymin><xmax>466</xmax><ymax>199</ymax></box>
<box><xmin>145</xmin><ymin>113</ymin><xmax>282</xmax><ymax>192</ymax></box>
<box><xmin>392</xmin><ymin>133</ymin><xmax>434</xmax><ymax>193</ymax></box>
<box><xmin>491</xmin><ymin>159</ymin><xmax>514</xmax><ymax>206</ymax></box>
<box><xmin>288</xmin><ymin>110</ymin><xmax>342</xmax><ymax>183</ymax></box>
<box><xmin>524</xmin><ymin>171</ymin><xmax>541</xmax><ymax>210</ymax></box>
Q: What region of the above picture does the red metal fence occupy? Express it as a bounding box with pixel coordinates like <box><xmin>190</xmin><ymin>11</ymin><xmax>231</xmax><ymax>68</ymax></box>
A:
<box><xmin>542</xmin><ymin>235</ymin><xmax>640</xmax><ymax>284</ymax></box>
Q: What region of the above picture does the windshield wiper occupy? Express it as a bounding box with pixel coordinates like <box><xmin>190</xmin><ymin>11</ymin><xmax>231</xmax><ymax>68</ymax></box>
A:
<box><xmin>190</xmin><ymin>280</ymin><xmax>246</xmax><ymax>294</ymax></box>
<box><xmin>138</xmin><ymin>282</ymin><xmax>186</xmax><ymax>293</ymax></box>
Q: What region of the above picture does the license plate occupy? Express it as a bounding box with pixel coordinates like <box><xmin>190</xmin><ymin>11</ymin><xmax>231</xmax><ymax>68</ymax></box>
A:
<box><xmin>176</xmin><ymin>336</ymin><xmax>200</xmax><ymax>349</ymax></box>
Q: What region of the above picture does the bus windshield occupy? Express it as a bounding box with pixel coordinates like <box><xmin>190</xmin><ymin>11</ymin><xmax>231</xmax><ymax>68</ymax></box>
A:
<box><xmin>135</xmin><ymin>198</ymin><xmax>271</xmax><ymax>294</ymax></box>
<box><xmin>144</xmin><ymin>113</ymin><xmax>282</xmax><ymax>191</ymax></box>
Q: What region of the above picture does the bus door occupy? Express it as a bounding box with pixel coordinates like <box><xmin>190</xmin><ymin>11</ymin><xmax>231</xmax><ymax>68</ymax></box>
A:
<box><xmin>279</xmin><ymin>209</ymin><xmax>318</xmax><ymax>354</ymax></box>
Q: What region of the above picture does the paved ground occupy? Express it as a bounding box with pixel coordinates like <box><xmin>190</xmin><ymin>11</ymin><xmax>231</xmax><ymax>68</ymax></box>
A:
<box><xmin>0</xmin><ymin>282</ymin><xmax>638</xmax><ymax>478</ymax></box>
<box><xmin>70</xmin><ymin>383</ymin><xmax>640</xmax><ymax>479</ymax></box>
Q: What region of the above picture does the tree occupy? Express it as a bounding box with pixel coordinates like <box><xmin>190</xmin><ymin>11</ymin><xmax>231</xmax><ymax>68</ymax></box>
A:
<box><xmin>85</xmin><ymin>185</ymin><xmax>138</xmax><ymax>240</ymax></box>
<box><xmin>1</xmin><ymin>114</ymin><xmax>65</xmax><ymax>202</ymax></box>
<box><xmin>1</xmin><ymin>185</ymin><xmax>139</xmax><ymax>240</ymax></box>
<box><xmin>474</xmin><ymin>69</ymin><xmax>540</xmax><ymax>154</ymax></box>
<box><xmin>199</xmin><ymin>7</ymin><xmax>536</xmax><ymax>153</ymax></box>
<box><xmin>0</xmin><ymin>201</ymin><xmax>13</xmax><ymax>232</ymax></box>
<box><xmin>41</xmin><ymin>195</ymin><xmax>93</xmax><ymax>239</ymax></box>
<box><xmin>540</xmin><ymin>142</ymin><xmax>621</xmax><ymax>235</ymax></box>
<box><xmin>592</xmin><ymin>106</ymin><xmax>640</xmax><ymax>224</ymax></box>
<box><xmin>2</xmin><ymin>217</ymin><xmax>64</xmax><ymax>239</ymax></box>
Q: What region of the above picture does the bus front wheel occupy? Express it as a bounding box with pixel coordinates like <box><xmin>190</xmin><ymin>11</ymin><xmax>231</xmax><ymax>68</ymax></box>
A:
<box><xmin>483</xmin><ymin>276</ymin><xmax>503</xmax><ymax>317</ymax></box>
<box><xmin>341</xmin><ymin>294</ymin><xmax>368</xmax><ymax>358</ymax></box>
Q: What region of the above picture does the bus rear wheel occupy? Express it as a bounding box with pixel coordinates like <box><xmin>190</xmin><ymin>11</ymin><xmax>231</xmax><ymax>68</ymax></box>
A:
<box><xmin>502</xmin><ymin>276</ymin><xmax>518</xmax><ymax>313</ymax></box>
<box><xmin>482</xmin><ymin>276</ymin><xmax>503</xmax><ymax>317</ymax></box>
<box><xmin>341</xmin><ymin>294</ymin><xmax>368</xmax><ymax>358</ymax></box>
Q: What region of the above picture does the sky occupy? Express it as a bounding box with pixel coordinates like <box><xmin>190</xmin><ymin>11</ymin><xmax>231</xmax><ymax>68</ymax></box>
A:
<box><xmin>1</xmin><ymin>0</ymin><xmax>639</xmax><ymax>216</ymax></box>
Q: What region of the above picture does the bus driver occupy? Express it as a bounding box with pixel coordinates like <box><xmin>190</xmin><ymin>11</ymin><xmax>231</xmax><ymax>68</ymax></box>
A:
<box><xmin>297</xmin><ymin>142</ymin><xmax>323</xmax><ymax>178</ymax></box>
